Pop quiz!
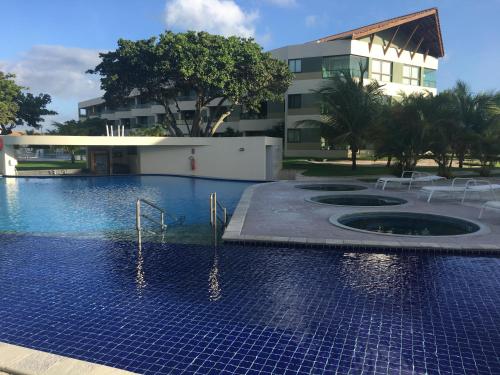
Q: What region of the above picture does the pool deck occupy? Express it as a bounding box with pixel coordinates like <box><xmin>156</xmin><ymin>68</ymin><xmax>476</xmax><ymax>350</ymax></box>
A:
<box><xmin>223</xmin><ymin>178</ymin><xmax>500</xmax><ymax>253</ymax></box>
<box><xmin>0</xmin><ymin>342</ymin><xmax>137</xmax><ymax>375</ymax></box>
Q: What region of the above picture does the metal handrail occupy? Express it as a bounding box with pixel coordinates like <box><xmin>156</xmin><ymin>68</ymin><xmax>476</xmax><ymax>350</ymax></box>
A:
<box><xmin>210</xmin><ymin>192</ymin><xmax>228</xmax><ymax>228</ymax></box>
<box><xmin>136</xmin><ymin>198</ymin><xmax>166</xmax><ymax>233</ymax></box>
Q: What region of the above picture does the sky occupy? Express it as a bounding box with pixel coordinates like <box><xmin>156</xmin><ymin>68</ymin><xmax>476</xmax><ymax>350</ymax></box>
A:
<box><xmin>1</xmin><ymin>0</ymin><xmax>499</xmax><ymax>127</ymax></box>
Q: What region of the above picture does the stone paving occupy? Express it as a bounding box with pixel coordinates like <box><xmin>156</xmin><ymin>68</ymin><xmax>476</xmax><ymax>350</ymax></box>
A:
<box><xmin>0</xmin><ymin>342</ymin><xmax>137</xmax><ymax>375</ymax></box>
<box><xmin>223</xmin><ymin>178</ymin><xmax>500</xmax><ymax>252</ymax></box>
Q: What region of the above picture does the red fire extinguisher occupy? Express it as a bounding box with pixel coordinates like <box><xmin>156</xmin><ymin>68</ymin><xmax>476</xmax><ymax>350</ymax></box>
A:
<box><xmin>189</xmin><ymin>156</ymin><xmax>196</xmax><ymax>171</ymax></box>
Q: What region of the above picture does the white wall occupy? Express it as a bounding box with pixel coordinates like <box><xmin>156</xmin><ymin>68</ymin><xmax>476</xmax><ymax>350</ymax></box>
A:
<box><xmin>0</xmin><ymin>145</ymin><xmax>17</xmax><ymax>176</ymax></box>
<box><xmin>138</xmin><ymin>137</ymin><xmax>281</xmax><ymax>181</ymax></box>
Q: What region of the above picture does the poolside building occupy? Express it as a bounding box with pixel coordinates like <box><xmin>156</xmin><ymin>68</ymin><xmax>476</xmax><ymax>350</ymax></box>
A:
<box><xmin>78</xmin><ymin>8</ymin><xmax>444</xmax><ymax>158</ymax></box>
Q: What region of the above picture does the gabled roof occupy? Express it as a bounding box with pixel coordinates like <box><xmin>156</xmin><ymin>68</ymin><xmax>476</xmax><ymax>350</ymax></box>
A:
<box><xmin>314</xmin><ymin>8</ymin><xmax>444</xmax><ymax>58</ymax></box>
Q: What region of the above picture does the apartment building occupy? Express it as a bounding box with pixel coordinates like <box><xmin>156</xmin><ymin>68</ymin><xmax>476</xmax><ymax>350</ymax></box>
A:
<box><xmin>79</xmin><ymin>8</ymin><xmax>444</xmax><ymax>157</ymax></box>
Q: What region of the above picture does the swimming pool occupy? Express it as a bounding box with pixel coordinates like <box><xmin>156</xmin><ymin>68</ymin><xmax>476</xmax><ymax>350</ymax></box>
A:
<box><xmin>0</xmin><ymin>235</ymin><xmax>498</xmax><ymax>374</ymax></box>
<box><xmin>0</xmin><ymin>176</ymin><xmax>252</xmax><ymax>234</ymax></box>
<box><xmin>1</xmin><ymin>176</ymin><xmax>499</xmax><ymax>374</ymax></box>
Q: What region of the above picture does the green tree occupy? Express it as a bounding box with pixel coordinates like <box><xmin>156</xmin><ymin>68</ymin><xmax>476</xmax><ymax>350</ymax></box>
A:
<box><xmin>0</xmin><ymin>72</ymin><xmax>22</xmax><ymax>134</ymax></box>
<box><xmin>129</xmin><ymin>124</ymin><xmax>167</xmax><ymax>136</ymax></box>
<box><xmin>49</xmin><ymin>118</ymin><xmax>106</xmax><ymax>136</ymax></box>
<box><xmin>447</xmin><ymin>81</ymin><xmax>499</xmax><ymax>168</ymax></box>
<box><xmin>298</xmin><ymin>67</ymin><xmax>383</xmax><ymax>170</ymax></box>
<box><xmin>0</xmin><ymin>72</ymin><xmax>57</xmax><ymax>135</ymax></box>
<box><xmin>88</xmin><ymin>31</ymin><xmax>292</xmax><ymax>137</ymax></box>
<box><xmin>372</xmin><ymin>95</ymin><xmax>428</xmax><ymax>174</ymax></box>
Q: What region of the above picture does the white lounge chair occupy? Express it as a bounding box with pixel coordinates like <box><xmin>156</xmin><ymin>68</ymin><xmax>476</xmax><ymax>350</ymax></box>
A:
<box><xmin>479</xmin><ymin>201</ymin><xmax>500</xmax><ymax>218</ymax></box>
<box><xmin>375</xmin><ymin>171</ymin><xmax>445</xmax><ymax>191</ymax></box>
<box><xmin>420</xmin><ymin>178</ymin><xmax>500</xmax><ymax>203</ymax></box>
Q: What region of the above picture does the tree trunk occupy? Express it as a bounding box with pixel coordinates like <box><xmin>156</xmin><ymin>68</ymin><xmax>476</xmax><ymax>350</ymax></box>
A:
<box><xmin>386</xmin><ymin>156</ymin><xmax>392</xmax><ymax>167</ymax></box>
<box><xmin>210</xmin><ymin>111</ymin><xmax>232</xmax><ymax>136</ymax></box>
<box><xmin>351</xmin><ymin>147</ymin><xmax>358</xmax><ymax>170</ymax></box>
<box><xmin>458</xmin><ymin>153</ymin><xmax>464</xmax><ymax>169</ymax></box>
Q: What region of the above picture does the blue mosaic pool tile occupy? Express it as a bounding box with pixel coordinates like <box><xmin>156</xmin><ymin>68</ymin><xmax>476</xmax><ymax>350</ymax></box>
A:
<box><xmin>0</xmin><ymin>234</ymin><xmax>499</xmax><ymax>374</ymax></box>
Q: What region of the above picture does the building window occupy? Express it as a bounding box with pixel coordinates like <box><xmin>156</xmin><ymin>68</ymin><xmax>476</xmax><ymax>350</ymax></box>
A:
<box><xmin>288</xmin><ymin>129</ymin><xmax>301</xmax><ymax>143</ymax></box>
<box><xmin>322</xmin><ymin>55</ymin><xmax>368</xmax><ymax>78</ymax></box>
<box><xmin>403</xmin><ymin>65</ymin><xmax>420</xmax><ymax>86</ymax></box>
<box><xmin>423</xmin><ymin>68</ymin><xmax>436</xmax><ymax>88</ymax></box>
<box><xmin>288</xmin><ymin>59</ymin><xmax>302</xmax><ymax>73</ymax></box>
<box><xmin>288</xmin><ymin>94</ymin><xmax>302</xmax><ymax>109</ymax></box>
<box><xmin>371</xmin><ymin>59</ymin><xmax>392</xmax><ymax>82</ymax></box>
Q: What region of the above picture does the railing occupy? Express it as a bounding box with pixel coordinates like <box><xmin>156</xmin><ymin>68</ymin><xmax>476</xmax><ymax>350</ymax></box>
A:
<box><xmin>136</xmin><ymin>198</ymin><xmax>166</xmax><ymax>234</ymax></box>
<box><xmin>210</xmin><ymin>192</ymin><xmax>228</xmax><ymax>228</ymax></box>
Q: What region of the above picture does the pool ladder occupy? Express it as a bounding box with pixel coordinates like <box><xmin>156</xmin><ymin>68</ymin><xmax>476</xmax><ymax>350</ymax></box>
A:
<box><xmin>136</xmin><ymin>198</ymin><xmax>185</xmax><ymax>234</ymax></box>
<box><xmin>209</xmin><ymin>192</ymin><xmax>228</xmax><ymax>228</ymax></box>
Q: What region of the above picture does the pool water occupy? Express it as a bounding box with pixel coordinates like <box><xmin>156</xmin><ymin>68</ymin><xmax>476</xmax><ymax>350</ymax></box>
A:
<box><xmin>337</xmin><ymin>212</ymin><xmax>480</xmax><ymax>236</ymax></box>
<box><xmin>309</xmin><ymin>194</ymin><xmax>407</xmax><ymax>206</ymax></box>
<box><xmin>1</xmin><ymin>176</ymin><xmax>499</xmax><ymax>374</ymax></box>
<box><xmin>0</xmin><ymin>234</ymin><xmax>498</xmax><ymax>374</ymax></box>
<box><xmin>0</xmin><ymin>176</ymin><xmax>252</xmax><ymax>234</ymax></box>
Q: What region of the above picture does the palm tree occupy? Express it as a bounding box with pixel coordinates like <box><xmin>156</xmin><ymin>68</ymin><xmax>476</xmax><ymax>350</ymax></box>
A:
<box><xmin>372</xmin><ymin>93</ymin><xmax>428</xmax><ymax>175</ymax></box>
<box><xmin>448</xmin><ymin>81</ymin><xmax>500</xmax><ymax>168</ymax></box>
<box><xmin>297</xmin><ymin>66</ymin><xmax>384</xmax><ymax>170</ymax></box>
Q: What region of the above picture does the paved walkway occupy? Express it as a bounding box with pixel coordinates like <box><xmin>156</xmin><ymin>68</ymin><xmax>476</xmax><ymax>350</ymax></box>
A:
<box><xmin>0</xmin><ymin>342</ymin><xmax>137</xmax><ymax>375</ymax></box>
<box><xmin>223</xmin><ymin>178</ymin><xmax>500</xmax><ymax>252</ymax></box>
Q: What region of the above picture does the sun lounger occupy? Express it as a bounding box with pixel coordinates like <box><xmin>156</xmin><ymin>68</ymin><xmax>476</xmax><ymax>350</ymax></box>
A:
<box><xmin>478</xmin><ymin>201</ymin><xmax>500</xmax><ymax>218</ymax></box>
<box><xmin>375</xmin><ymin>171</ymin><xmax>445</xmax><ymax>191</ymax></box>
<box><xmin>420</xmin><ymin>178</ymin><xmax>500</xmax><ymax>203</ymax></box>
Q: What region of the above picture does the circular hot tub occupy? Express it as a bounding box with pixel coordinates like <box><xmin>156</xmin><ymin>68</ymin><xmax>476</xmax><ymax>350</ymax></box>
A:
<box><xmin>331</xmin><ymin>212</ymin><xmax>481</xmax><ymax>236</ymax></box>
<box><xmin>296</xmin><ymin>183</ymin><xmax>367</xmax><ymax>192</ymax></box>
<box><xmin>308</xmin><ymin>194</ymin><xmax>407</xmax><ymax>206</ymax></box>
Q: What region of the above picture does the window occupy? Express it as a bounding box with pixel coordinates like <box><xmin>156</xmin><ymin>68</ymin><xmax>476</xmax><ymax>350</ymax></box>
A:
<box><xmin>423</xmin><ymin>68</ymin><xmax>436</xmax><ymax>88</ymax></box>
<box><xmin>322</xmin><ymin>55</ymin><xmax>368</xmax><ymax>78</ymax></box>
<box><xmin>288</xmin><ymin>94</ymin><xmax>302</xmax><ymax>109</ymax></box>
<box><xmin>288</xmin><ymin>59</ymin><xmax>302</xmax><ymax>73</ymax></box>
<box><xmin>403</xmin><ymin>65</ymin><xmax>420</xmax><ymax>86</ymax></box>
<box><xmin>371</xmin><ymin>59</ymin><xmax>392</xmax><ymax>82</ymax></box>
<box><xmin>287</xmin><ymin>129</ymin><xmax>301</xmax><ymax>143</ymax></box>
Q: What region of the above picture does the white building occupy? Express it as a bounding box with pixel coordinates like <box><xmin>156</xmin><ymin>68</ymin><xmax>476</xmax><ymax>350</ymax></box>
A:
<box><xmin>79</xmin><ymin>8</ymin><xmax>444</xmax><ymax>158</ymax></box>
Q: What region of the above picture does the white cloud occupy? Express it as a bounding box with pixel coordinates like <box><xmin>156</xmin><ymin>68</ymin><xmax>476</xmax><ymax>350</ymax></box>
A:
<box><xmin>0</xmin><ymin>45</ymin><xmax>105</xmax><ymax>124</ymax></box>
<box><xmin>164</xmin><ymin>0</ymin><xmax>258</xmax><ymax>38</ymax></box>
<box><xmin>0</xmin><ymin>45</ymin><xmax>103</xmax><ymax>100</ymax></box>
<box><xmin>305</xmin><ymin>15</ymin><xmax>317</xmax><ymax>27</ymax></box>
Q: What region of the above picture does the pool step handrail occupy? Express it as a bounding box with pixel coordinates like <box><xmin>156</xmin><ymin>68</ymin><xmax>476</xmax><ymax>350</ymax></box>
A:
<box><xmin>210</xmin><ymin>192</ymin><xmax>228</xmax><ymax>228</ymax></box>
<box><xmin>136</xmin><ymin>198</ymin><xmax>167</xmax><ymax>233</ymax></box>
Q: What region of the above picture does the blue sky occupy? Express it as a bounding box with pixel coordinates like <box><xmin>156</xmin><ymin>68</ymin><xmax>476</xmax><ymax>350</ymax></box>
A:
<box><xmin>1</xmin><ymin>0</ymin><xmax>499</xmax><ymax>125</ymax></box>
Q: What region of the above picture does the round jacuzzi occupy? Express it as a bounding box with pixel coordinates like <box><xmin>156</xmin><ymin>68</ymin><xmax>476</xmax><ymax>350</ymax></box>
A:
<box><xmin>296</xmin><ymin>183</ymin><xmax>367</xmax><ymax>192</ymax></box>
<box><xmin>331</xmin><ymin>212</ymin><xmax>481</xmax><ymax>236</ymax></box>
<box><xmin>308</xmin><ymin>194</ymin><xmax>407</xmax><ymax>206</ymax></box>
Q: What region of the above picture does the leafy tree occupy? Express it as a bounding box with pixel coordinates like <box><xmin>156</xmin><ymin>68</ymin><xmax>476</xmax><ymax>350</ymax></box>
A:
<box><xmin>48</xmin><ymin>118</ymin><xmax>106</xmax><ymax>136</ymax></box>
<box><xmin>218</xmin><ymin>127</ymin><xmax>243</xmax><ymax>137</ymax></box>
<box><xmin>372</xmin><ymin>95</ymin><xmax>428</xmax><ymax>174</ymax></box>
<box><xmin>0</xmin><ymin>72</ymin><xmax>22</xmax><ymax>134</ymax></box>
<box><xmin>469</xmin><ymin>92</ymin><xmax>500</xmax><ymax>176</ymax></box>
<box><xmin>0</xmin><ymin>71</ymin><xmax>57</xmax><ymax>135</ymax></box>
<box><xmin>297</xmin><ymin>66</ymin><xmax>383</xmax><ymax>170</ymax></box>
<box><xmin>447</xmin><ymin>81</ymin><xmax>499</xmax><ymax>168</ymax></box>
<box><xmin>88</xmin><ymin>31</ymin><xmax>292</xmax><ymax>137</ymax></box>
<box><xmin>129</xmin><ymin>124</ymin><xmax>167</xmax><ymax>136</ymax></box>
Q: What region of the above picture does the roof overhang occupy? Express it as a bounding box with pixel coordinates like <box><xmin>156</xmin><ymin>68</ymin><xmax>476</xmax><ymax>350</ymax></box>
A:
<box><xmin>314</xmin><ymin>8</ymin><xmax>444</xmax><ymax>58</ymax></box>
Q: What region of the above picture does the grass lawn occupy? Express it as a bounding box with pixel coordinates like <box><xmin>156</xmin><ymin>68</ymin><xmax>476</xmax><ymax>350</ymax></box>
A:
<box><xmin>17</xmin><ymin>160</ymin><xmax>87</xmax><ymax>171</ymax></box>
<box><xmin>283</xmin><ymin>158</ymin><xmax>499</xmax><ymax>177</ymax></box>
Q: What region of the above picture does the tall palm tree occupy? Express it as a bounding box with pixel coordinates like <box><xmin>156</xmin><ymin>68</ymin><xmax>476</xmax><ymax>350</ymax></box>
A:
<box><xmin>297</xmin><ymin>66</ymin><xmax>384</xmax><ymax>170</ymax></box>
